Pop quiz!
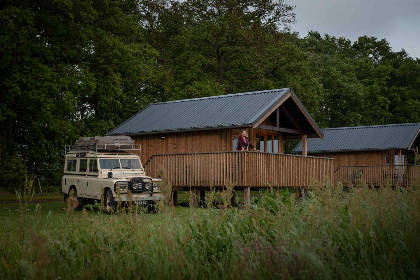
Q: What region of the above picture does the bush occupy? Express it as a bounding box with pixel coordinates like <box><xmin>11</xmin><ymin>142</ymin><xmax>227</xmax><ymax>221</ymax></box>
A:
<box><xmin>0</xmin><ymin>153</ymin><xmax>28</xmax><ymax>192</ymax></box>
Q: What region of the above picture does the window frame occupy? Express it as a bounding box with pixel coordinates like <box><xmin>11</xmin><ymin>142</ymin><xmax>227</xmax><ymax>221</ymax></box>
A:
<box><xmin>88</xmin><ymin>159</ymin><xmax>98</xmax><ymax>173</ymax></box>
<box><xmin>255</xmin><ymin>132</ymin><xmax>281</xmax><ymax>153</ymax></box>
<box><xmin>66</xmin><ymin>159</ymin><xmax>78</xmax><ymax>172</ymax></box>
<box><xmin>79</xmin><ymin>159</ymin><xmax>88</xmax><ymax>173</ymax></box>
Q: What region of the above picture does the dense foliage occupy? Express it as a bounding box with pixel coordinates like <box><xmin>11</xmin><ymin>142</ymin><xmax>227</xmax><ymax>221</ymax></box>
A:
<box><xmin>1</xmin><ymin>185</ymin><xmax>420</xmax><ymax>279</ymax></box>
<box><xmin>1</xmin><ymin>0</ymin><xmax>419</xmax><ymax>190</ymax></box>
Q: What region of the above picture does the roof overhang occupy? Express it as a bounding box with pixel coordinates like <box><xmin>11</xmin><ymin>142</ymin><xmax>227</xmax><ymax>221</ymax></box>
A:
<box><xmin>111</xmin><ymin>124</ymin><xmax>253</xmax><ymax>136</ymax></box>
<box><xmin>251</xmin><ymin>89</ymin><xmax>323</xmax><ymax>138</ymax></box>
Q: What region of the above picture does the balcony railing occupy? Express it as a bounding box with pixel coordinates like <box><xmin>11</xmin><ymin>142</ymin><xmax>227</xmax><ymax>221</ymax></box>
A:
<box><xmin>335</xmin><ymin>165</ymin><xmax>420</xmax><ymax>187</ymax></box>
<box><xmin>144</xmin><ymin>151</ymin><xmax>334</xmax><ymax>188</ymax></box>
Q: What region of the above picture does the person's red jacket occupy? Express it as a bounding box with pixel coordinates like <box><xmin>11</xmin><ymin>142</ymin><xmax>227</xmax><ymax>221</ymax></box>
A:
<box><xmin>236</xmin><ymin>136</ymin><xmax>254</xmax><ymax>151</ymax></box>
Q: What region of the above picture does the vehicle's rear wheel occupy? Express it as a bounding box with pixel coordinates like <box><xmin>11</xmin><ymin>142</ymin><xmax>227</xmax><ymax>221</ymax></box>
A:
<box><xmin>104</xmin><ymin>190</ymin><xmax>117</xmax><ymax>212</ymax></box>
<box><xmin>69</xmin><ymin>188</ymin><xmax>84</xmax><ymax>210</ymax></box>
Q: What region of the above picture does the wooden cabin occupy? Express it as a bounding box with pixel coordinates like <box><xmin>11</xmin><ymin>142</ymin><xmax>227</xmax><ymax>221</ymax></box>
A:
<box><xmin>109</xmin><ymin>88</ymin><xmax>322</xmax><ymax>163</ymax></box>
<box><xmin>108</xmin><ymin>88</ymin><xmax>334</xmax><ymax>205</ymax></box>
<box><xmin>292</xmin><ymin>123</ymin><xmax>420</xmax><ymax>186</ymax></box>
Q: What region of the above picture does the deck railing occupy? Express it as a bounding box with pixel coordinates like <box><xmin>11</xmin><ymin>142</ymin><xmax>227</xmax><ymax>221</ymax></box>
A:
<box><xmin>144</xmin><ymin>151</ymin><xmax>334</xmax><ymax>188</ymax></box>
<box><xmin>335</xmin><ymin>165</ymin><xmax>420</xmax><ymax>187</ymax></box>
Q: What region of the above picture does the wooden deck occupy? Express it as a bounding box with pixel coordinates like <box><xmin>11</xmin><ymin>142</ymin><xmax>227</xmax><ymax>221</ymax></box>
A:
<box><xmin>144</xmin><ymin>151</ymin><xmax>334</xmax><ymax>188</ymax></box>
<box><xmin>335</xmin><ymin>165</ymin><xmax>420</xmax><ymax>187</ymax></box>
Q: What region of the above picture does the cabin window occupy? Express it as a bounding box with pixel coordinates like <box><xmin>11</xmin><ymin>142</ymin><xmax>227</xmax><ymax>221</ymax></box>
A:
<box><xmin>89</xmin><ymin>159</ymin><xmax>98</xmax><ymax>173</ymax></box>
<box><xmin>267</xmin><ymin>136</ymin><xmax>273</xmax><ymax>153</ymax></box>
<box><xmin>256</xmin><ymin>135</ymin><xmax>265</xmax><ymax>152</ymax></box>
<box><xmin>79</xmin><ymin>159</ymin><xmax>87</xmax><ymax>172</ymax></box>
<box><xmin>256</xmin><ymin>133</ymin><xmax>280</xmax><ymax>153</ymax></box>
<box><xmin>273</xmin><ymin>136</ymin><xmax>279</xmax><ymax>154</ymax></box>
<box><xmin>232</xmin><ymin>137</ymin><xmax>238</xmax><ymax>151</ymax></box>
<box><xmin>385</xmin><ymin>155</ymin><xmax>390</xmax><ymax>165</ymax></box>
<box><xmin>66</xmin><ymin>160</ymin><xmax>77</xmax><ymax>172</ymax></box>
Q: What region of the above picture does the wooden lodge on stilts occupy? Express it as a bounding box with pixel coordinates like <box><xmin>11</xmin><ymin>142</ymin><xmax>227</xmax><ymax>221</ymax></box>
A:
<box><xmin>107</xmin><ymin>88</ymin><xmax>332</xmax><ymax>205</ymax></box>
<box><xmin>292</xmin><ymin>123</ymin><xmax>420</xmax><ymax>187</ymax></box>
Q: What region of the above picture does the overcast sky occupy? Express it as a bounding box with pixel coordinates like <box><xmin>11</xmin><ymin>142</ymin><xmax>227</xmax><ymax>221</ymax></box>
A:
<box><xmin>290</xmin><ymin>0</ymin><xmax>420</xmax><ymax>59</ymax></box>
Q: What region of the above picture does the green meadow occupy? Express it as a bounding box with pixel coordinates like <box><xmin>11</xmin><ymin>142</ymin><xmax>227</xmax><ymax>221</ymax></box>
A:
<box><xmin>1</xmin><ymin>185</ymin><xmax>420</xmax><ymax>280</ymax></box>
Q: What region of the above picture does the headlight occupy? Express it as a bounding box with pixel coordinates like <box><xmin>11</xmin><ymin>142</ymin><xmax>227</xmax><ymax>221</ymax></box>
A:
<box><xmin>153</xmin><ymin>183</ymin><xmax>159</xmax><ymax>191</ymax></box>
<box><xmin>114</xmin><ymin>182</ymin><xmax>128</xmax><ymax>193</ymax></box>
<box><xmin>144</xmin><ymin>182</ymin><xmax>152</xmax><ymax>191</ymax></box>
<box><xmin>132</xmin><ymin>182</ymin><xmax>142</xmax><ymax>190</ymax></box>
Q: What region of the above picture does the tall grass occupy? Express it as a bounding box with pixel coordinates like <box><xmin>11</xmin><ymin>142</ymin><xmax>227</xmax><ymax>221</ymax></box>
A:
<box><xmin>1</xmin><ymin>183</ymin><xmax>420</xmax><ymax>279</ymax></box>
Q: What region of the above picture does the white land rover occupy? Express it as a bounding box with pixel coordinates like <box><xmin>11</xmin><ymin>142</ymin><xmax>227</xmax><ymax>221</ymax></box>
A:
<box><xmin>62</xmin><ymin>139</ymin><xmax>162</xmax><ymax>211</ymax></box>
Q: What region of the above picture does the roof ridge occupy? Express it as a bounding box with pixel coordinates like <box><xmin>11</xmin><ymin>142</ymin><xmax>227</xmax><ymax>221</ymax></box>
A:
<box><xmin>321</xmin><ymin>122</ymin><xmax>420</xmax><ymax>131</ymax></box>
<box><xmin>150</xmin><ymin>88</ymin><xmax>289</xmax><ymax>105</ymax></box>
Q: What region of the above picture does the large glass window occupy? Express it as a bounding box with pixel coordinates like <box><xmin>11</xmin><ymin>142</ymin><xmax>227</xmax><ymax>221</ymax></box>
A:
<box><xmin>256</xmin><ymin>135</ymin><xmax>265</xmax><ymax>152</ymax></box>
<box><xmin>99</xmin><ymin>159</ymin><xmax>120</xmax><ymax>169</ymax></box>
<box><xmin>273</xmin><ymin>136</ymin><xmax>279</xmax><ymax>154</ymax></box>
<box><xmin>79</xmin><ymin>159</ymin><xmax>87</xmax><ymax>172</ymax></box>
<box><xmin>121</xmin><ymin>159</ymin><xmax>142</xmax><ymax>169</ymax></box>
<box><xmin>89</xmin><ymin>159</ymin><xmax>98</xmax><ymax>172</ymax></box>
<box><xmin>267</xmin><ymin>136</ymin><xmax>273</xmax><ymax>153</ymax></box>
<box><xmin>255</xmin><ymin>133</ymin><xmax>280</xmax><ymax>153</ymax></box>
<box><xmin>232</xmin><ymin>137</ymin><xmax>238</xmax><ymax>151</ymax></box>
<box><xmin>66</xmin><ymin>160</ymin><xmax>77</xmax><ymax>172</ymax></box>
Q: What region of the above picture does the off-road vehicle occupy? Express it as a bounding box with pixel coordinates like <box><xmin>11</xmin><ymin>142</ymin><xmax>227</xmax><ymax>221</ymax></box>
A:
<box><xmin>62</xmin><ymin>136</ymin><xmax>163</xmax><ymax>211</ymax></box>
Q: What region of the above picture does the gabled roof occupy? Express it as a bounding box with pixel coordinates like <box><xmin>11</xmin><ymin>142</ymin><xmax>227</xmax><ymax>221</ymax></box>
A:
<box><xmin>108</xmin><ymin>88</ymin><xmax>323</xmax><ymax>137</ymax></box>
<box><xmin>292</xmin><ymin>123</ymin><xmax>420</xmax><ymax>154</ymax></box>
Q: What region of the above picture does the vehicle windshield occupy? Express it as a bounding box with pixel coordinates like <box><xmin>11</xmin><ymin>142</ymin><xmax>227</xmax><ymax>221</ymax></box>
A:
<box><xmin>99</xmin><ymin>159</ymin><xmax>121</xmax><ymax>169</ymax></box>
<box><xmin>121</xmin><ymin>159</ymin><xmax>142</xmax><ymax>169</ymax></box>
<box><xmin>99</xmin><ymin>158</ymin><xmax>142</xmax><ymax>170</ymax></box>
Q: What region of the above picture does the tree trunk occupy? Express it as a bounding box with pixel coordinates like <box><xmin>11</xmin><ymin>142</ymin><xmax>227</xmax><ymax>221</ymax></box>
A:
<box><xmin>216</xmin><ymin>53</ymin><xmax>224</xmax><ymax>85</ymax></box>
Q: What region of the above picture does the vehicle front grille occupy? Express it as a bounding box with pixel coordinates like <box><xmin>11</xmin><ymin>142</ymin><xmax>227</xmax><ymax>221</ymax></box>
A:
<box><xmin>129</xmin><ymin>178</ymin><xmax>152</xmax><ymax>193</ymax></box>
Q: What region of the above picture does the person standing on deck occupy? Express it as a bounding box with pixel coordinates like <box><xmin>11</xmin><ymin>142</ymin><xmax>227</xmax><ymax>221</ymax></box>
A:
<box><xmin>236</xmin><ymin>130</ymin><xmax>259</xmax><ymax>152</ymax></box>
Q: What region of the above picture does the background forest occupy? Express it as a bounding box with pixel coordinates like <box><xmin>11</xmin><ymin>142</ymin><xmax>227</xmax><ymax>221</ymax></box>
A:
<box><xmin>1</xmin><ymin>0</ymin><xmax>419</xmax><ymax>191</ymax></box>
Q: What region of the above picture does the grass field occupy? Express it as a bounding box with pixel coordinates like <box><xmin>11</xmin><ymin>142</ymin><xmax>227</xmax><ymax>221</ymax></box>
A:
<box><xmin>1</xmin><ymin>185</ymin><xmax>420</xmax><ymax>280</ymax></box>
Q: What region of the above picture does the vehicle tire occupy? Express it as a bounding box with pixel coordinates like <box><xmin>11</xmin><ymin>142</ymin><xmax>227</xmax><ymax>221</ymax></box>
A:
<box><xmin>69</xmin><ymin>188</ymin><xmax>84</xmax><ymax>210</ymax></box>
<box><xmin>104</xmin><ymin>189</ymin><xmax>117</xmax><ymax>212</ymax></box>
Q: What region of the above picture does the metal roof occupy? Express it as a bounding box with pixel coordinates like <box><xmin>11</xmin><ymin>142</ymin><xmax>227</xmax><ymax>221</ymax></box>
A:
<box><xmin>292</xmin><ymin>123</ymin><xmax>420</xmax><ymax>153</ymax></box>
<box><xmin>108</xmin><ymin>88</ymin><xmax>322</xmax><ymax>136</ymax></box>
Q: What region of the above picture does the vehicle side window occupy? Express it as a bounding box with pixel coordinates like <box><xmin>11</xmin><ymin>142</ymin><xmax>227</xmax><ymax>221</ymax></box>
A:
<box><xmin>89</xmin><ymin>159</ymin><xmax>98</xmax><ymax>172</ymax></box>
<box><xmin>79</xmin><ymin>159</ymin><xmax>87</xmax><ymax>172</ymax></box>
<box><xmin>67</xmin><ymin>160</ymin><xmax>77</xmax><ymax>172</ymax></box>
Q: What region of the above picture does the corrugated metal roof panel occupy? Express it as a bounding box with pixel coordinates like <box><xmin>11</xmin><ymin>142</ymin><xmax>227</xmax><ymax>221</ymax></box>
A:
<box><xmin>108</xmin><ymin>88</ymin><xmax>292</xmax><ymax>135</ymax></box>
<box><xmin>292</xmin><ymin>123</ymin><xmax>420</xmax><ymax>153</ymax></box>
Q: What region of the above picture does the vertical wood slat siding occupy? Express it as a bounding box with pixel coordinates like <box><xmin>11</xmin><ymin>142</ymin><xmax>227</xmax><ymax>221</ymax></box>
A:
<box><xmin>334</xmin><ymin>165</ymin><xmax>420</xmax><ymax>187</ymax></box>
<box><xmin>144</xmin><ymin>152</ymin><xmax>335</xmax><ymax>188</ymax></box>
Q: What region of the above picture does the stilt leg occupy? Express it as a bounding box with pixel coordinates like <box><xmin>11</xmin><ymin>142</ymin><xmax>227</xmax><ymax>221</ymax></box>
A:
<box><xmin>231</xmin><ymin>190</ymin><xmax>237</xmax><ymax>206</ymax></box>
<box><xmin>172</xmin><ymin>190</ymin><xmax>178</xmax><ymax>206</ymax></box>
<box><xmin>199</xmin><ymin>190</ymin><xmax>206</xmax><ymax>207</ymax></box>
<box><xmin>244</xmin><ymin>187</ymin><xmax>251</xmax><ymax>208</ymax></box>
<box><xmin>191</xmin><ymin>188</ymin><xmax>199</xmax><ymax>208</ymax></box>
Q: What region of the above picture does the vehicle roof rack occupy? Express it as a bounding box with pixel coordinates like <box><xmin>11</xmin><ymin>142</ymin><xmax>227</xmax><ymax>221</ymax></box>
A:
<box><xmin>65</xmin><ymin>136</ymin><xmax>141</xmax><ymax>155</ymax></box>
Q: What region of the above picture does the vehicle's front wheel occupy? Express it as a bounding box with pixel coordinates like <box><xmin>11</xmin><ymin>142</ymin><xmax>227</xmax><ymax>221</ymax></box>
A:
<box><xmin>68</xmin><ymin>188</ymin><xmax>84</xmax><ymax>210</ymax></box>
<box><xmin>104</xmin><ymin>190</ymin><xmax>117</xmax><ymax>212</ymax></box>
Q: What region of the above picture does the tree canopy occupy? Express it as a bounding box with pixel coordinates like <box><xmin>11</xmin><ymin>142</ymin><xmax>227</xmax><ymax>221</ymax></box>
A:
<box><xmin>1</xmin><ymin>0</ymin><xmax>419</xmax><ymax>190</ymax></box>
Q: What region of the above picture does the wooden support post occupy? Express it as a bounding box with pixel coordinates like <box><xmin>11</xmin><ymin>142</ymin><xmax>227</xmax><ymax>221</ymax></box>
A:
<box><xmin>191</xmin><ymin>188</ymin><xmax>199</xmax><ymax>208</ymax></box>
<box><xmin>276</xmin><ymin>108</ymin><xmax>280</xmax><ymax>128</ymax></box>
<box><xmin>172</xmin><ymin>190</ymin><xmax>178</xmax><ymax>206</ymax></box>
<box><xmin>398</xmin><ymin>150</ymin><xmax>403</xmax><ymax>183</ymax></box>
<box><xmin>231</xmin><ymin>190</ymin><xmax>237</xmax><ymax>206</ymax></box>
<box><xmin>244</xmin><ymin>187</ymin><xmax>251</xmax><ymax>208</ymax></box>
<box><xmin>302</xmin><ymin>135</ymin><xmax>308</xmax><ymax>156</ymax></box>
<box><xmin>200</xmin><ymin>190</ymin><xmax>206</xmax><ymax>207</ymax></box>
